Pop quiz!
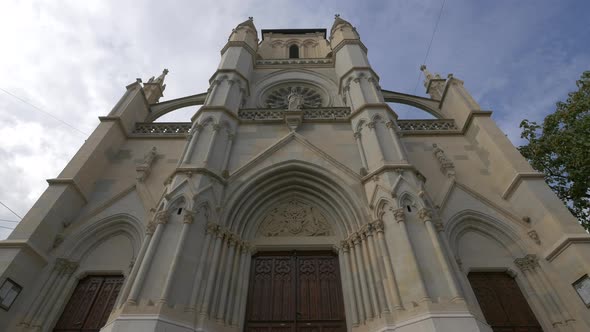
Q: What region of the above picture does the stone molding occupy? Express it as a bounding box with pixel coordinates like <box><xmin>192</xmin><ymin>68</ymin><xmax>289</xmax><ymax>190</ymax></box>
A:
<box><xmin>256</xmin><ymin>199</ymin><xmax>333</xmax><ymax>237</ymax></box>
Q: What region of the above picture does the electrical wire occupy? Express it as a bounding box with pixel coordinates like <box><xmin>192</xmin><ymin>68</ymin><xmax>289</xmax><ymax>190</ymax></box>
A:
<box><xmin>0</xmin><ymin>87</ymin><xmax>89</xmax><ymax>137</ymax></box>
<box><xmin>413</xmin><ymin>0</ymin><xmax>447</xmax><ymax>95</ymax></box>
<box><xmin>0</xmin><ymin>200</ymin><xmax>23</xmax><ymax>220</ymax></box>
<box><xmin>0</xmin><ymin>218</ymin><xmax>19</xmax><ymax>223</ymax></box>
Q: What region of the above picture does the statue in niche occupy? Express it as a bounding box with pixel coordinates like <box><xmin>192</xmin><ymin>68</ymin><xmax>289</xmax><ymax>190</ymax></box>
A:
<box><xmin>287</xmin><ymin>88</ymin><xmax>304</xmax><ymax>111</ymax></box>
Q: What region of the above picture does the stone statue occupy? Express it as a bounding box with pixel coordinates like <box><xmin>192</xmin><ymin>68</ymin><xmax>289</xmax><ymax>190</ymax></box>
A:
<box><xmin>287</xmin><ymin>88</ymin><xmax>304</xmax><ymax>111</ymax></box>
<box><xmin>142</xmin><ymin>147</ymin><xmax>157</xmax><ymax>166</ymax></box>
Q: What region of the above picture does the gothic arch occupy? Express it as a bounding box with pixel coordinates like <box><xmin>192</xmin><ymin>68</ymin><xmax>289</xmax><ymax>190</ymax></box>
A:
<box><xmin>445</xmin><ymin>209</ymin><xmax>528</xmax><ymax>259</ymax></box>
<box><xmin>146</xmin><ymin>92</ymin><xmax>207</xmax><ymax>122</ymax></box>
<box><xmin>60</xmin><ymin>213</ymin><xmax>143</xmax><ymax>263</ymax></box>
<box><xmin>222</xmin><ymin>161</ymin><xmax>367</xmax><ymax>240</ymax></box>
<box><xmin>381</xmin><ymin>89</ymin><xmax>443</xmax><ymax>119</ymax></box>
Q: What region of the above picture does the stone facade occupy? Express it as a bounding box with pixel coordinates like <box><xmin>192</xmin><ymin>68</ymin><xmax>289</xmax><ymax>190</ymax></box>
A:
<box><xmin>0</xmin><ymin>16</ymin><xmax>589</xmax><ymax>332</ymax></box>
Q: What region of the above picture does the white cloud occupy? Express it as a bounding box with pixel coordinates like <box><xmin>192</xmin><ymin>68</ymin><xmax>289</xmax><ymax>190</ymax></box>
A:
<box><xmin>0</xmin><ymin>0</ymin><xmax>588</xmax><ymax>238</ymax></box>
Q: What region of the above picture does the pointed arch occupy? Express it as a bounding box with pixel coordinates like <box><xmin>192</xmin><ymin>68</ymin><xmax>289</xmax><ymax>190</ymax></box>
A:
<box><xmin>445</xmin><ymin>209</ymin><xmax>529</xmax><ymax>258</ymax></box>
<box><xmin>60</xmin><ymin>214</ymin><xmax>143</xmax><ymax>262</ymax></box>
<box><xmin>222</xmin><ymin>160</ymin><xmax>368</xmax><ymax>240</ymax></box>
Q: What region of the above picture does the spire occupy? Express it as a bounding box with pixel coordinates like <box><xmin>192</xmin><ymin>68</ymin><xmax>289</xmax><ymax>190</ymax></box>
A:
<box><xmin>331</xmin><ymin>14</ymin><xmax>353</xmax><ymax>35</ymax></box>
<box><xmin>237</xmin><ymin>16</ymin><xmax>256</xmax><ymax>31</ymax></box>
<box><xmin>420</xmin><ymin>65</ymin><xmax>445</xmax><ymax>99</ymax></box>
<box><xmin>143</xmin><ymin>68</ymin><xmax>169</xmax><ymax>104</ymax></box>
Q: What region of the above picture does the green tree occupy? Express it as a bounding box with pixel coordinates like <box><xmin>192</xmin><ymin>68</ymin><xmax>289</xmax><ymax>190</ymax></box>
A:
<box><xmin>519</xmin><ymin>71</ymin><xmax>590</xmax><ymax>230</ymax></box>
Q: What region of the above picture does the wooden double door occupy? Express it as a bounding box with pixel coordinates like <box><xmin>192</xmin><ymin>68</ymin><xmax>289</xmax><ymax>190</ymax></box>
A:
<box><xmin>54</xmin><ymin>275</ymin><xmax>124</xmax><ymax>332</ymax></box>
<box><xmin>468</xmin><ymin>272</ymin><xmax>543</xmax><ymax>332</ymax></box>
<box><xmin>245</xmin><ymin>251</ymin><xmax>346</xmax><ymax>332</ymax></box>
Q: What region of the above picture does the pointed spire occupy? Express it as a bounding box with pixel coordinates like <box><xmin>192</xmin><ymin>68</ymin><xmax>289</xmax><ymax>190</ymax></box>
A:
<box><xmin>143</xmin><ymin>68</ymin><xmax>169</xmax><ymax>104</ymax></box>
<box><xmin>154</xmin><ymin>68</ymin><xmax>169</xmax><ymax>84</ymax></box>
<box><xmin>331</xmin><ymin>13</ymin><xmax>353</xmax><ymax>34</ymax></box>
<box><xmin>237</xmin><ymin>16</ymin><xmax>256</xmax><ymax>30</ymax></box>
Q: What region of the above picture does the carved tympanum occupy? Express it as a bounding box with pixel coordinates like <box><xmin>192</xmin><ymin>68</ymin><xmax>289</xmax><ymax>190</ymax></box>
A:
<box><xmin>257</xmin><ymin>199</ymin><xmax>333</xmax><ymax>237</ymax></box>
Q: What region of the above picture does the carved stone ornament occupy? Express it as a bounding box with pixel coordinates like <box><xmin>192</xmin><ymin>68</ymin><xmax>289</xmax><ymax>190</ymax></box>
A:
<box><xmin>418</xmin><ymin>208</ymin><xmax>433</xmax><ymax>222</ymax></box>
<box><xmin>52</xmin><ymin>233</ymin><xmax>65</xmax><ymax>249</ymax></box>
<box><xmin>432</xmin><ymin>143</ymin><xmax>456</xmax><ymax>177</ymax></box>
<box><xmin>265</xmin><ymin>85</ymin><xmax>323</xmax><ymax>109</ymax></box>
<box><xmin>136</xmin><ymin>146</ymin><xmax>158</xmax><ymax>182</ymax></box>
<box><xmin>527</xmin><ymin>230</ymin><xmax>541</xmax><ymax>245</ymax></box>
<box><xmin>514</xmin><ymin>254</ymin><xmax>539</xmax><ymax>272</ymax></box>
<box><xmin>257</xmin><ymin>199</ymin><xmax>333</xmax><ymax>237</ymax></box>
<box><xmin>392</xmin><ymin>208</ymin><xmax>406</xmax><ymax>223</ymax></box>
<box><xmin>146</xmin><ymin>220</ymin><xmax>157</xmax><ymax>235</ymax></box>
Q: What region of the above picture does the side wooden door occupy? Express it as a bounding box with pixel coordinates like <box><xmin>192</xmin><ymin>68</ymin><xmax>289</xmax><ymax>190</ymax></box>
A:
<box><xmin>53</xmin><ymin>275</ymin><xmax>124</xmax><ymax>332</ymax></box>
<box><xmin>468</xmin><ymin>272</ymin><xmax>543</xmax><ymax>332</ymax></box>
<box><xmin>245</xmin><ymin>251</ymin><xmax>346</xmax><ymax>332</ymax></box>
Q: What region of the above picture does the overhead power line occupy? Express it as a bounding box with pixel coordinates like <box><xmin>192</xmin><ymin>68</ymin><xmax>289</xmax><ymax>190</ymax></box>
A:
<box><xmin>413</xmin><ymin>0</ymin><xmax>447</xmax><ymax>95</ymax></box>
<box><xmin>0</xmin><ymin>87</ymin><xmax>89</xmax><ymax>137</ymax></box>
<box><xmin>0</xmin><ymin>218</ymin><xmax>20</xmax><ymax>223</ymax></box>
<box><xmin>0</xmin><ymin>225</ymin><xmax>15</xmax><ymax>230</ymax></box>
<box><xmin>0</xmin><ymin>200</ymin><xmax>23</xmax><ymax>220</ymax></box>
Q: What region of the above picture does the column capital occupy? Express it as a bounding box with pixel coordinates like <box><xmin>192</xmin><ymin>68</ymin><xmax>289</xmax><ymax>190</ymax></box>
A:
<box><xmin>206</xmin><ymin>222</ymin><xmax>219</xmax><ymax>235</ymax></box>
<box><xmin>353</xmin><ymin>131</ymin><xmax>361</xmax><ymax>139</ymax></box>
<box><xmin>351</xmin><ymin>232</ymin><xmax>362</xmax><ymax>246</ymax></box>
<box><xmin>514</xmin><ymin>254</ymin><xmax>539</xmax><ymax>272</ymax></box>
<box><xmin>340</xmin><ymin>240</ymin><xmax>350</xmax><ymax>253</ymax></box>
<box><xmin>155</xmin><ymin>211</ymin><xmax>169</xmax><ymax>225</ymax></box>
<box><xmin>418</xmin><ymin>208</ymin><xmax>433</xmax><ymax>222</ymax></box>
<box><xmin>212</xmin><ymin>124</ymin><xmax>222</xmax><ymax>131</ymax></box>
<box><xmin>392</xmin><ymin>208</ymin><xmax>406</xmax><ymax>223</ymax></box>
<box><xmin>434</xmin><ymin>221</ymin><xmax>445</xmax><ymax>232</ymax></box>
<box><xmin>372</xmin><ymin>219</ymin><xmax>385</xmax><ymax>233</ymax></box>
<box><xmin>385</xmin><ymin>120</ymin><xmax>396</xmax><ymax>129</ymax></box>
<box><xmin>367</xmin><ymin>121</ymin><xmax>376</xmax><ymax>130</ymax></box>
<box><xmin>146</xmin><ymin>220</ymin><xmax>157</xmax><ymax>235</ymax></box>
<box><xmin>183</xmin><ymin>211</ymin><xmax>195</xmax><ymax>224</ymax></box>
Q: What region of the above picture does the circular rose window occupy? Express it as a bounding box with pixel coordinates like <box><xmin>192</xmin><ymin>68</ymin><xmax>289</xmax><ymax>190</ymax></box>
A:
<box><xmin>264</xmin><ymin>85</ymin><xmax>323</xmax><ymax>109</ymax></box>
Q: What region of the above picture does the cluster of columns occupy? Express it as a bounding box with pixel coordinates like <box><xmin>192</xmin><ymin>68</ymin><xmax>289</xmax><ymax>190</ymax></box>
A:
<box><xmin>187</xmin><ymin>222</ymin><xmax>251</xmax><ymax>327</ymax></box>
<box><xmin>180</xmin><ymin>120</ymin><xmax>235</xmax><ymax>172</ymax></box>
<box><xmin>339</xmin><ymin>219</ymin><xmax>403</xmax><ymax>326</ymax></box>
<box><xmin>19</xmin><ymin>258</ymin><xmax>79</xmax><ymax>329</ymax></box>
<box><xmin>514</xmin><ymin>254</ymin><xmax>575</xmax><ymax>330</ymax></box>
<box><xmin>353</xmin><ymin>116</ymin><xmax>407</xmax><ymax>174</ymax></box>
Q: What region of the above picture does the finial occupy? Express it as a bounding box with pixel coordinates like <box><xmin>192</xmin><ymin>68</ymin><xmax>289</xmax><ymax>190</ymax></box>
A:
<box><xmin>163</xmin><ymin>68</ymin><xmax>169</xmax><ymax>75</ymax></box>
<box><xmin>420</xmin><ymin>64</ymin><xmax>427</xmax><ymax>71</ymax></box>
<box><xmin>335</xmin><ymin>13</ymin><xmax>340</xmax><ymax>18</ymax></box>
<box><xmin>248</xmin><ymin>16</ymin><xmax>253</xmax><ymax>21</ymax></box>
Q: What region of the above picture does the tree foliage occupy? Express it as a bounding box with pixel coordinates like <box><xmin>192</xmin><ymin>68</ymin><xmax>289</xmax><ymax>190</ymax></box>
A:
<box><xmin>519</xmin><ymin>71</ymin><xmax>590</xmax><ymax>230</ymax></box>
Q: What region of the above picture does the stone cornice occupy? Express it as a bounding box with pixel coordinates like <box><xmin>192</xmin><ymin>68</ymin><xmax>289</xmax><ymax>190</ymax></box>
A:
<box><xmin>361</xmin><ymin>163</ymin><xmax>416</xmax><ymax>184</ymax></box>
<box><xmin>501</xmin><ymin>172</ymin><xmax>546</xmax><ymax>200</ymax></box>
<box><xmin>208</xmin><ymin>69</ymin><xmax>250</xmax><ymax>96</ymax></box>
<box><xmin>338</xmin><ymin>66</ymin><xmax>380</xmax><ymax>92</ymax></box>
<box><xmin>220</xmin><ymin>40</ymin><xmax>257</xmax><ymax>62</ymax></box>
<box><xmin>46</xmin><ymin>178</ymin><xmax>88</xmax><ymax>203</ymax></box>
<box><xmin>331</xmin><ymin>39</ymin><xmax>368</xmax><ymax>56</ymax></box>
<box><xmin>544</xmin><ymin>233</ymin><xmax>590</xmax><ymax>261</ymax></box>
<box><xmin>0</xmin><ymin>240</ymin><xmax>48</xmax><ymax>263</ymax></box>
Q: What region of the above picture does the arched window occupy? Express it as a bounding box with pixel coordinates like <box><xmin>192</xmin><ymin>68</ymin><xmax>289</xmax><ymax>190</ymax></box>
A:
<box><xmin>289</xmin><ymin>44</ymin><xmax>299</xmax><ymax>59</ymax></box>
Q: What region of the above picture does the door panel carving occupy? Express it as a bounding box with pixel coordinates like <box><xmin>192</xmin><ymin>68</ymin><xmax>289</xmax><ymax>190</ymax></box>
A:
<box><xmin>468</xmin><ymin>272</ymin><xmax>543</xmax><ymax>332</ymax></box>
<box><xmin>246</xmin><ymin>252</ymin><xmax>346</xmax><ymax>332</ymax></box>
<box><xmin>54</xmin><ymin>275</ymin><xmax>124</xmax><ymax>332</ymax></box>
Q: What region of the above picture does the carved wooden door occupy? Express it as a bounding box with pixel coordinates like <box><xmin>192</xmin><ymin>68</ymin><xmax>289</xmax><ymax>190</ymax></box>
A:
<box><xmin>53</xmin><ymin>275</ymin><xmax>124</xmax><ymax>332</ymax></box>
<box><xmin>245</xmin><ymin>251</ymin><xmax>346</xmax><ymax>332</ymax></box>
<box><xmin>468</xmin><ymin>272</ymin><xmax>543</xmax><ymax>332</ymax></box>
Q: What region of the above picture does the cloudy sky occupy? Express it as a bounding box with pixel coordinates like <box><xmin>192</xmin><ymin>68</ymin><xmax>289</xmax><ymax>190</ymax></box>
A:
<box><xmin>0</xmin><ymin>0</ymin><xmax>588</xmax><ymax>238</ymax></box>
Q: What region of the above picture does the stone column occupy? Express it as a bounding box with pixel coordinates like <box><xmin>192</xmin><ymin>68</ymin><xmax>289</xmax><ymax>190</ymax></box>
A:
<box><xmin>373</xmin><ymin>220</ymin><xmax>404</xmax><ymax>310</ymax></box>
<box><xmin>159</xmin><ymin>211</ymin><xmax>194</xmax><ymax>304</ymax></box>
<box><xmin>128</xmin><ymin>212</ymin><xmax>168</xmax><ymax>304</ymax></box>
<box><xmin>228</xmin><ymin>243</ymin><xmax>245</xmax><ymax>325</ymax></box>
<box><xmin>32</xmin><ymin>260</ymin><xmax>78</xmax><ymax>328</ymax></box>
<box><xmin>221</xmin><ymin>133</ymin><xmax>235</xmax><ymax>176</ymax></box>
<box><xmin>348</xmin><ymin>239</ymin><xmax>366</xmax><ymax>323</ymax></box>
<box><xmin>20</xmin><ymin>259</ymin><xmax>65</xmax><ymax>326</ymax></box>
<box><xmin>360</xmin><ymin>227</ymin><xmax>382</xmax><ymax>315</ymax></box>
<box><xmin>352</xmin><ymin>233</ymin><xmax>373</xmax><ymax>319</ymax></box>
<box><xmin>200</xmin><ymin>227</ymin><xmax>225</xmax><ymax>315</ymax></box>
<box><xmin>364</xmin><ymin>223</ymin><xmax>389</xmax><ymax>313</ymax></box>
<box><xmin>418</xmin><ymin>208</ymin><xmax>463</xmax><ymax>302</ymax></box>
<box><xmin>116</xmin><ymin>223</ymin><xmax>153</xmax><ymax>308</ymax></box>
<box><xmin>339</xmin><ymin>242</ymin><xmax>359</xmax><ymax>327</ymax></box>
<box><xmin>203</xmin><ymin>124</ymin><xmax>221</xmax><ymax>166</ymax></box>
<box><xmin>514</xmin><ymin>255</ymin><xmax>574</xmax><ymax>330</ymax></box>
<box><xmin>385</xmin><ymin>120</ymin><xmax>407</xmax><ymax>161</ymax></box>
<box><xmin>393</xmin><ymin>208</ymin><xmax>430</xmax><ymax>302</ymax></box>
<box><xmin>354</xmin><ymin>132</ymin><xmax>369</xmax><ymax>173</ymax></box>
<box><xmin>237</xmin><ymin>249</ymin><xmax>252</xmax><ymax>328</ymax></box>
<box><xmin>181</xmin><ymin>124</ymin><xmax>203</xmax><ymax>164</ymax></box>
<box><xmin>367</xmin><ymin>121</ymin><xmax>385</xmax><ymax>163</ymax></box>
<box><xmin>215</xmin><ymin>235</ymin><xmax>238</xmax><ymax>321</ymax></box>
<box><xmin>187</xmin><ymin>222</ymin><xmax>216</xmax><ymax>311</ymax></box>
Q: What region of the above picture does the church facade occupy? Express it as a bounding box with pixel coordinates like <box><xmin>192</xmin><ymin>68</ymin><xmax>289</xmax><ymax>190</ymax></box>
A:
<box><xmin>0</xmin><ymin>16</ymin><xmax>589</xmax><ymax>332</ymax></box>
